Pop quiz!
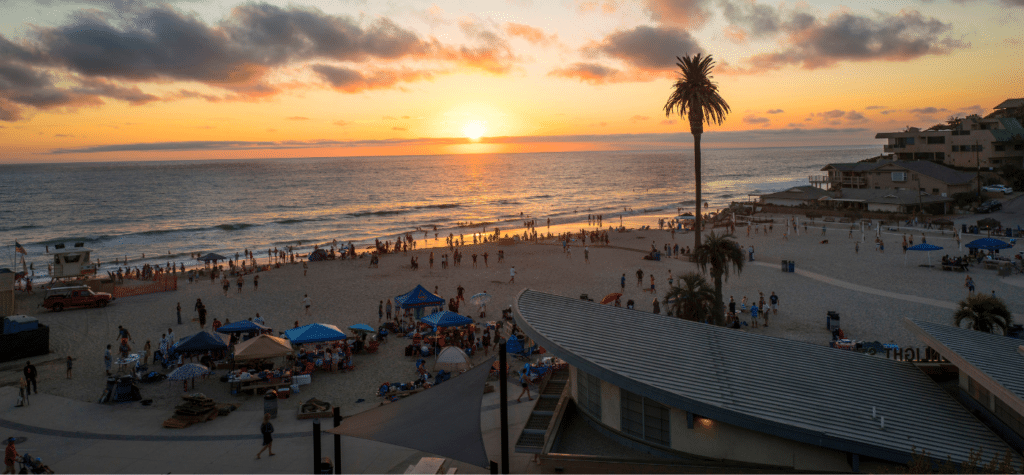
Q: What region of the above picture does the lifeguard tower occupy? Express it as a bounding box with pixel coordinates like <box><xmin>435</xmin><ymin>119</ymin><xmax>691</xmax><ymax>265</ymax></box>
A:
<box><xmin>49</xmin><ymin>244</ymin><xmax>97</xmax><ymax>279</ymax></box>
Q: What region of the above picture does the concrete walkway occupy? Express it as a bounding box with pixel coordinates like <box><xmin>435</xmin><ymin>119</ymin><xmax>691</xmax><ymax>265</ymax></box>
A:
<box><xmin>0</xmin><ymin>381</ymin><xmax>540</xmax><ymax>474</ymax></box>
<box><xmin>750</xmin><ymin>261</ymin><xmax>1024</xmax><ymax>318</ymax></box>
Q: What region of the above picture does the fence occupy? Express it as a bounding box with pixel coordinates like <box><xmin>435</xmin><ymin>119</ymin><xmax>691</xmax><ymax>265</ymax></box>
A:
<box><xmin>112</xmin><ymin>275</ymin><xmax>178</xmax><ymax>299</ymax></box>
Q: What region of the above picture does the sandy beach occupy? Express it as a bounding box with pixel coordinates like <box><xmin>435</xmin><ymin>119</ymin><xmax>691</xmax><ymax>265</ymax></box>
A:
<box><xmin>5</xmin><ymin>211</ymin><xmax>1024</xmax><ymax>419</ymax></box>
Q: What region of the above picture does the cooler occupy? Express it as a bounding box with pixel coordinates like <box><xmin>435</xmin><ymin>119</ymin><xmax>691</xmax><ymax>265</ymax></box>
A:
<box><xmin>3</xmin><ymin>315</ymin><xmax>38</xmax><ymax>334</ymax></box>
<box><xmin>788</xmin><ymin>261</ymin><xmax>795</xmax><ymax>273</ymax></box>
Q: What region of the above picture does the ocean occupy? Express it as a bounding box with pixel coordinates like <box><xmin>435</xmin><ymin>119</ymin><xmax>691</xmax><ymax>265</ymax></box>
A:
<box><xmin>0</xmin><ymin>145</ymin><xmax>879</xmax><ymax>278</ymax></box>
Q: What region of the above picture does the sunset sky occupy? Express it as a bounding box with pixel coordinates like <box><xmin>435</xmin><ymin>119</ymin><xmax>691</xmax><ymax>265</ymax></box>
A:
<box><xmin>0</xmin><ymin>0</ymin><xmax>1020</xmax><ymax>162</ymax></box>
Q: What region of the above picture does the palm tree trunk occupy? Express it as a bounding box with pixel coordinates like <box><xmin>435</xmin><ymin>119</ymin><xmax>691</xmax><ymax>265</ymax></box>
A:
<box><xmin>712</xmin><ymin>272</ymin><xmax>723</xmax><ymax>326</ymax></box>
<box><xmin>692</xmin><ymin>132</ymin><xmax>702</xmax><ymax>251</ymax></box>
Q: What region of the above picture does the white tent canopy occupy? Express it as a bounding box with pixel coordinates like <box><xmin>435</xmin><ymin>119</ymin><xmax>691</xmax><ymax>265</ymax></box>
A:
<box><xmin>434</xmin><ymin>346</ymin><xmax>471</xmax><ymax>372</ymax></box>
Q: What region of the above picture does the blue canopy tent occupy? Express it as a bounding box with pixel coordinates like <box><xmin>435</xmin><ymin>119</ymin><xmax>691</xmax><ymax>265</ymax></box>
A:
<box><xmin>965</xmin><ymin>238</ymin><xmax>1012</xmax><ymax>251</ymax></box>
<box><xmin>173</xmin><ymin>331</ymin><xmax>228</xmax><ymax>353</ymax></box>
<box><xmin>348</xmin><ymin>323</ymin><xmax>375</xmax><ymax>333</ymax></box>
<box><xmin>285</xmin><ymin>323</ymin><xmax>347</xmax><ymax>344</ymax></box>
<box><xmin>422</xmin><ymin>310</ymin><xmax>473</xmax><ymax>328</ymax></box>
<box><xmin>906</xmin><ymin>243</ymin><xmax>943</xmax><ymax>267</ymax></box>
<box><xmin>216</xmin><ymin>320</ymin><xmax>269</xmax><ymax>334</ymax></box>
<box><xmin>395</xmin><ymin>284</ymin><xmax>445</xmax><ymax>318</ymax></box>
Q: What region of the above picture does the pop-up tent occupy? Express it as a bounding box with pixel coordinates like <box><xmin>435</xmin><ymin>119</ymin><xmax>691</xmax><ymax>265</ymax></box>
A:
<box><xmin>173</xmin><ymin>331</ymin><xmax>228</xmax><ymax>353</ymax></box>
<box><xmin>422</xmin><ymin>310</ymin><xmax>473</xmax><ymax>328</ymax></box>
<box><xmin>216</xmin><ymin>320</ymin><xmax>269</xmax><ymax>334</ymax></box>
<box><xmin>285</xmin><ymin>323</ymin><xmax>347</xmax><ymax>344</ymax></box>
<box><xmin>233</xmin><ymin>334</ymin><xmax>293</xmax><ymax>360</ymax></box>
<box><xmin>395</xmin><ymin>284</ymin><xmax>445</xmax><ymax>318</ymax></box>
<box><xmin>434</xmin><ymin>346</ymin><xmax>471</xmax><ymax>372</ymax></box>
<box><xmin>198</xmin><ymin>253</ymin><xmax>228</xmax><ymax>263</ymax></box>
<box><xmin>965</xmin><ymin>238</ymin><xmax>1012</xmax><ymax>250</ymax></box>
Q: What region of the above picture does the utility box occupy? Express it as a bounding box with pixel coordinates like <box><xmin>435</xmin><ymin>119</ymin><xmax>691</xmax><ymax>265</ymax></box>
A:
<box><xmin>4</xmin><ymin>315</ymin><xmax>38</xmax><ymax>334</ymax></box>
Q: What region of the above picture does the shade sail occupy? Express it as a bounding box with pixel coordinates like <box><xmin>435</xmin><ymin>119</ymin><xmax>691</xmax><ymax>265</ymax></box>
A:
<box><xmin>216</xmin><ymin>320</ymin><xmax>269</xmax><ymax>334</ymax></box>
<box><xmin>233</xmin><ymin>334</ymin><xmax>293</xmax><ymax>360</ymax></box>
<box><xmin>198</xmin><ymin>253</ymin><xmax>228</xmax><ymax>262</ymax></box>
<box><xmin>394</xmin><ymin>285</ymin><xmax>445</xmax><ymax>309</ymax></box>
<box><xmin>325</xmin><ymin>356</ymin><xmax>495</xmax><ymax>469</ymax></box>
<box><xmin>285</xmin><ymin>323</ymin><xmax>347</xmax><ymax>344</ymax></box>
<box><xmin>422</xmin><ymin>310</ymin><xmax>472</xmax><ymax>328</ymax></box>
<box><xmin>174</xmin><ymin>331</ymin><xmax>228</xmax><ymax>353</ymax></box>
<box><xmin>965</xmin><ymin>238</ymin><xmax>1012</xmax><ymax>250</ymax></box>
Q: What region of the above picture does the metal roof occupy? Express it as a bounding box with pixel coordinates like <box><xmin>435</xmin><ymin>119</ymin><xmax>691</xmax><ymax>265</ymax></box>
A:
<box><xmin>513</xmin><ymin>289</ymin><xmax>1013</xmax><ymax>465</ymax></box>
<box><xmin>906</xmin><ymin>319</ymin><xmax>1024</xmax><ymax>416</ymax></box>
<box><xmin>838</xmin><ymin>189</ymin><xmax>953</xmax><ymax>205</ymax></box>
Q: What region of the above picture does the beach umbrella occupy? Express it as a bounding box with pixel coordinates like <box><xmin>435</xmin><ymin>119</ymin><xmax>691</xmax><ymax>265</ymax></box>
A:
<box><xmin>906</xmin><ymin>243</ymin><xmax>943</xmax><ymax>267</ymax></box>
<box><xmin>422</xmin><ymin>310</ymin><xmax>473</xmax><ymax>328</ymax></box>
<box><xmin>285</xmin><ymin>323</ymin><xmax>347</xmax><ymax>344</ymax></box>
<box><xmin>469</xmin><ymin>292</ymin><xmax>491</xmax><ymax>307</ymax></box>
<box><xmin>216</xmin><ymin>320</ymin><xmax>269</xmax><ymax>334</ymax></box>
<box><xmin>167</xmin><ymin>363</ymin><xmax>210</xmax><ymax>381</ymax></box>
<box><xmin>965</xmin><ymin>238</ymin><xmax>1012</xmax><ymax>251</ymax></box>
<box><xmin>600</xmin><ymin>293</ymin><xmax>622</xmax><ymax>305</ymax></box>
<box><xmin>349</xmin><ymin>323</ymin><xmax>375</xmax><ymax>333</ymax></box>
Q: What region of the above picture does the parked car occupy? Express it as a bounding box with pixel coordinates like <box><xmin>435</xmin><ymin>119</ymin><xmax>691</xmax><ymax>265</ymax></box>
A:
<box><xmin>41</xmin><ymin>285</ymin><xmax>114</xmax><ymax>311</ymax></box>
<box><xmin>976</xmin><ymin>200</ymin><xmax>1003</xmax><ymax>213</ymax></box>
<box><xmin>982</xmin><ymin>184</ymin><xmax>1014</xmax><ymax>194</ymax></box>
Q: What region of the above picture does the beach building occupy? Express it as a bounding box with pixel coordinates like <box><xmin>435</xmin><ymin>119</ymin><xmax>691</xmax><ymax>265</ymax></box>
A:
<box><xmin>874</xmin><ymin>108</ymin><xmax>1024</xmax><ymax>169</ymax></box>
<box><xmin>512</xmin><ymin>290</ymin><xmax>1018</xmax><ymax>472</ymax></box>
<box><xmin>831</xmin><ymin>189</ymin><xmax>954</xmax><ymax>214</ymax></box>
<box><xmin>813</xmin><ymin>159</ymin><xmax>977</xmax><ymax>197</ymax></box>
<box><xmin>756</xmin><ymin>185</ymin><xmax>833</xmax><ymax>207</ymax></box>
<box><xmin>906</xmin><ymin>319</ymin><xmax>1024</xmax><ymax>453</ymax></box>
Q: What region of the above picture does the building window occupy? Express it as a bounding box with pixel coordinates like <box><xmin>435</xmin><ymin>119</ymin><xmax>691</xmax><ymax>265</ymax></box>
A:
<box><xmin>576</xmin><ymin>368</ymin><xmax>602</xmax><ymax>419</ymax></box>
<box><xmin>620</xmin><ymin>389</ymin><xmax>671</xmax><ymax>446</ymax></box>
<box><xmin>994</xmin><ymin>397</ymin><xmax>1024</xmax><ymax>438</ymax></box>
<box><xmin>932</xmin><ymin>188</ymin><xmax>940</xmax><ymax>193</ymax></box>
<box><xmin>927</xmin><ymin>136</ymin><xmax>945</xmax><ymax>144</ymax></box>
<box><xmin>995</xmin><ymin>145</ymin><xmax>1006</xmax><ymax>152</ymax></box>
<box><xmin>969</xmin><ymin>377</ymin><xmax>991</xmax><ymax>406</ymax></box>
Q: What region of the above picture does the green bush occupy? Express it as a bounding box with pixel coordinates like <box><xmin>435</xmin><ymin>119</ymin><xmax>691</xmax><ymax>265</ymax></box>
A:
<box><xmin>951</xmin><ymin>192</ymin><xmax>978</xmax><ymax>209</ymax></box>
<box><xmin>999</xmin><ymin>164</ymin><xmax>1024</xmax><ymax>191</ymax></box>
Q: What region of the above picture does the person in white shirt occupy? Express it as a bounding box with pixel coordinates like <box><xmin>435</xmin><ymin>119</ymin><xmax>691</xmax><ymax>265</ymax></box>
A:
<box><xmin>254</xmin><ymin>313</ymin><xmax>265</xmax><ymax>326</ymax></box>
<box><xmin>302</xmin><ymin>294</ymin><xmax>312</xmax><ymax>316</ymax></box>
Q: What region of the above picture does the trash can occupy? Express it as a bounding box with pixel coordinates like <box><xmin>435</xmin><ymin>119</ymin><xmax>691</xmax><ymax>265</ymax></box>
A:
<box><xmin>788</xmin><ymin>261</ymin><xmax>795</xmax><ymax>273</ymax></box>
<box><xmin>962</xmin><ymin>224</ymin><xmax>968</xmax><ymax>234</ymax></box>
<box><xmin>826</xmin><ymin>311</ymin><xmax>840</xmax><ymax>330</ymax></box>
<box><xmin>264</xmin><ymin>390</ymin><xmax>278</xmax><ymax>418</ymax></box>
<box><xmin>781</xmin><ymin>260</ymin><xmax>789</xmax><ymax>272</ymax></box>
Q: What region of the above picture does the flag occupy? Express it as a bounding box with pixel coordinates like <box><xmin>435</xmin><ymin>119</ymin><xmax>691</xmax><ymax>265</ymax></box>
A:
<box><xmin>15</xmin><ymin>241</ymin><xmax>26</xmax><ymax>254</ymax></box>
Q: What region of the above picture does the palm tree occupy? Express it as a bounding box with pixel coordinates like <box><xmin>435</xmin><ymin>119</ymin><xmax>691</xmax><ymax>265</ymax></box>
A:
<box><xmin>954</xmin><ymin>294</ymin><xmax>1013</xmax><ymax>334</ymax></box>
<box><xmin>663</xmin><ymin>272</ymin><xmax>715</xmax><ymax>322</ymax></box>
<box><xmin>663</xmin><ymin>53</ymin><xmax>731</xmax><ymax>251</ymax></box>
<box><xmin>693</xmin><ymin>231</ymin><xmax>744</xmax><ymax>326</ymax></box>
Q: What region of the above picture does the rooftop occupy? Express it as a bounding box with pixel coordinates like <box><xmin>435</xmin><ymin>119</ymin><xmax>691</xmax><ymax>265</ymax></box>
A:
<box><xmin>513</xmin><ymin>289</ymin><xmax>1011</xmax><ymax>465</ymax></box>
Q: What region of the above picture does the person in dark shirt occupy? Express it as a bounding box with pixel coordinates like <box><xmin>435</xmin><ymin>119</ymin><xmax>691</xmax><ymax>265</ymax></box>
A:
<box><xmin>23</xmin><ymin>362</ymin><xmax>37</xmax><ymax>394</ymax></box>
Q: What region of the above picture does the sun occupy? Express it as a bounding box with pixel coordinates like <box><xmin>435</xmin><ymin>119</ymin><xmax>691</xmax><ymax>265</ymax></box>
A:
<box><xmin>462</xmin><ymin>121</ymin><xmax>486</xmax><ymax>141</ymax></box>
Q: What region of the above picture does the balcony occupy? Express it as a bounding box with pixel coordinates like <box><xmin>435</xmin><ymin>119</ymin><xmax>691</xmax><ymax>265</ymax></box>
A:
<box><xmin>883</xmin><ymin>144</ymin><xmax>905</xmax><ymax>152</ymax></box>
<box><xmin>809</xmin><ymin>175</ymin><xmax>867</xmax><ymax>187</ymax></box>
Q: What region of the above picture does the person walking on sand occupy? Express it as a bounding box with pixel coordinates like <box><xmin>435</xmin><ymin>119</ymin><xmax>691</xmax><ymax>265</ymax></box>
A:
<box><xmin>4</xmin><ymin>438</ymin><xmax>18</xmax><ymax>474</ymax></box>
<box><xmin>965</xmin><ymin>275</ymin><xmax>975</xmax><ymax>294</ymax></box>
<box><xmin>23</xmin><ymin>361</ymin><xmax>37</xmax><ymax>395</ymax></box>
<box><xmin>636</xmin><ymin>268</ymin><xmax>644</xmax><ymax>287</ymax></box>
<box><xmin>176</xmin><ymin>302</ymin><xmax>182</xmax><ymax>325</ymax></box>
<box><xmin>17</xmin><ymin>377</ymin><xmax>29</xmax><ymax>407</ymax></box>
<box><xmin>66</xmin><ymin>355</ymin><xmax>73</xmax><ymax>379</ymax></box>
<box><xmin>302</xmin><ymin>294</ymin><xmax>312</xmax><ymax>316</ymax></box>
<box><xmin>385</xmin><ymin>299</ymin><xmax>392</xmax><ymax>320</ymax></box>
<box><xmin>620</xmin><ymin>273</ymin><xmax>626</xmax><ymax>291</ymax></box>
<box><xmin>253</xmin><ymin>274</ymin><xmax>259</xmax><ymax>291</ymax></box>
<box><xmin>256</xmin><ymin>413</ymin><xmax>276</xmax><ymax>459</ymax></box>
<box><xmin>104</xmin><ymin>344</ymin><xmax>112</xmax><ymax>376</ymax></box>
<box><xmin>378</xmin><ymin>301</ymin><xmax>384</xmax><ymax>323</ymax></box>
<box><xmin>236</xmin><ymin>275</ymin><xmax>244</xmax><ymax>293</ymax></box>
<box><xmin>302</xmin><ymin>261</ymin><xmax>308</xmax><ymax>276</ymax></box>
<box><xmin>770</xmin><ymin>291</ymin><xmax>779</xmax><ymax>317</ymax></box>
<box><xmin>509</xmin><ymin>266</ymin><xmax>516</xmax><ymax>284</ymax></box>
<box><xmin>516</xmin><ymin>375</ymin><xmax>533</xmax><ymax>403</ymax></box>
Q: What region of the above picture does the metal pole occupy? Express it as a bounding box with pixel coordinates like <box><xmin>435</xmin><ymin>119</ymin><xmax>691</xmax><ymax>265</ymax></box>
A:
<box><xmin>977</xmin><ymin>140</ymin><xmax>982</xmax><ymax>201</ymax></box>
<box><xmin>333</xmin><ymin>407</ymin><xmax>342</xmax><ymax>474</ymax></box>
<box><xmin>499</xmin><ymin>341</ymin><xmax>509</xmax><ymax>474</ymax></box>
<box><xmin>313</xmin><ymin>420</ymin><xmax>322</xmax><ymax>475</ymax></box>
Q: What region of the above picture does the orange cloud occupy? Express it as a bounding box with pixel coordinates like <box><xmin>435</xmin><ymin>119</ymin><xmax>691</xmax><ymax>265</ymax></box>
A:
<box><xmin>504</xmin><ymin>22</ymin><xmax>557</xmax><ymax>45</ymax></box>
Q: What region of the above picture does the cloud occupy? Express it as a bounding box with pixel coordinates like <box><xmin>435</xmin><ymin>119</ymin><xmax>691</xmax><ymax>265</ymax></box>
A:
<box><xmin>0</xmin><ymin>2</ymin><xmax>527</xmax><ymax>121</ymax></box>
<box><xmin>743</xmin><ymin>115</ymin><xmax>770</xmax><ymax>125</ymax></box>
<box><xmin>547</xmin><ymin>62</ymin><xmax>621</xmax><ymax>84</ymax></box>
<box><xmin>287</xmin><ymin>116</ymin><xmax>309</xmax><ymax>120</ymax></box>
<box><xmin>312</xmin><ymin>64</ymin><xmax>433</xmax><ymax>92</ymax></box>
<box><xmin>333</xmin><ymin>120</ymin><xmax>349</xmax><ymax>126</ymax></box>
<box><xmin>718</xmin><ymin>0</ymin><xmax>782</xmax><ymax>39</ymax></box>
<box><xmin>631</xmin><ymin>115</ymin><xmax>649</xmax><ymax>121</ymax></box>
<box><xmin>644</xmin><ymin>0</ymin><xmax>713</xmax><ymax>28</ymax></box>
<box><xmin>767</xmin><ymin>109</ymin><xmax>784</xmax><ymax>114</ymax></box>
<box><xmin>846</xmin><ymin>111</ymin><xmax>867</xmax><ymax>122</ymax></box>
<box><xmin>589</xmin><ymin>26</ymin><xmax>702</xmax><ymax>71</ymax></box>
<box><xmin>864</xmin><ymin>105</ymin><xmax>884</xmax><ymax>110</ymax></box>
<box><xmin>392</xmin><ymin>127</ymin><xmax>407</xmax><ymax>131</ymax></box>
<box><xmin>880</xmin><ymin>110</ymin><xmax>896</xmax><ymax>115</ymax></box>
<box><xmin>909</xmin><ymin>107</ymin><xmax>947</xmax><ymax>114</ymax></box>
<box><xmin>660</xmin><ymin>119</ymin><xmax>677</xmax><ymax>125</ymax></box>
<box><xmin>504</xmin><ymin>22</ymin><xmax>557</xmax><ymax>45</ymax></box>
<box><xmin>732</xmin><ymin>9</ymin><xmax>968</xmax><ymax>72</ymax></box>
<box><xmin>954</xmin><ymin>104</ymin><xmax>986</xmax><ymax>116</ymax></box>
<box><xmin>816</xmin><ymin>110</ymin><xmax>846</xmax><ymax>118</ymax></box>
<box><xmin>723</xmin><ymin>25</ymin><xmax>747</xmax><ymax>43</ymax></box>
<box><xmin>576</xmin><ymin>0</ymin><xmax>618</xmax><ymax>14</ymax></box>
<box><xmin>51</xmin><ymin>127</ymin><xmax>873</xmax><ymax>154</ymax></box>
